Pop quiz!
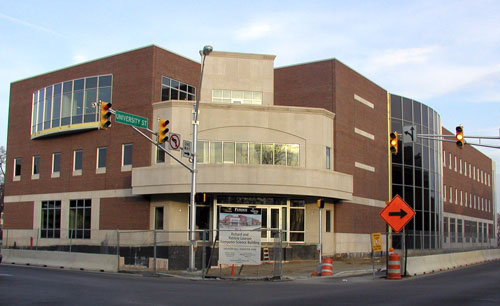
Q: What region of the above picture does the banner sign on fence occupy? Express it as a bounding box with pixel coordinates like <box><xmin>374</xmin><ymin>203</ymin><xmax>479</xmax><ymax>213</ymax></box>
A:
<box><xmin>219</xmin><ymin>207</ymin><xmax>262</xmax><ymax>265</ymax></box>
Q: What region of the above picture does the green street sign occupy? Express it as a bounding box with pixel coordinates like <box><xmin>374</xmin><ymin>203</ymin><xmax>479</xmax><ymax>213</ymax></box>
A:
<box><xmin>114</xmin><ymin>111</ymin><xmax>148</xmax><ymax>129</ymax></box>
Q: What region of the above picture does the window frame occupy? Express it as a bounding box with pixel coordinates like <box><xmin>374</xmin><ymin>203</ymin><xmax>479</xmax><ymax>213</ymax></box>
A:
<box><xmin>122</xmin><ymin>143</ymin><xmax>133</xmax><ymax>171</ymax></box>
<box><xmin>41</xmin><ymin>200</ymin><xmax>61</xmax><ymax>239</ymax></box>
<box><xmin>96</xmin><ymin>146</ymin><xmax>107</xmax><ymax>174</ymax></box>
<box><xmin>73</xmin><ymin>149</ymin><xmax>83</xmax><ymax>176</ymax></box>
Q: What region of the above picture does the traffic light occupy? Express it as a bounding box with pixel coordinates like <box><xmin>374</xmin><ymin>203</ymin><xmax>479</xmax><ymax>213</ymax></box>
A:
<box><xmin>195</xmin><ymin>193</ymin><xmax>207</xmax><ymax>203</ymax></box>
<box><xmin>100</xmin><ymin>101</ymin><xmax>112</xmax><ymax>129</ymax></box>
<box><xmin>158</xmin><ymin>119</ymin><xmax>170</xmax><ymax>144</ymax></box>
<box><xmin>390</xmin><ymin>132</ymin><xmax>398</xmax><ymax>155</ymax></box>
<box><xmin>456</xmin><ymin>125</ymin><xmax>464</xmax><ymax>148</ymax></box>
<box><xmin>317</xmin><ymin>199</ymin><xmax>324</xmax><ymax>209</ymax></box>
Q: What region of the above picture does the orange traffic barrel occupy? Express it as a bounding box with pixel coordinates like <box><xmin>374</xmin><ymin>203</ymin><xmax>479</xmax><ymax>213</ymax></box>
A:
<box><xmin>387</xmin><ymin>253</ymin><xmax>401</xmax><ymax>279</ymax></box>
<box><xmin>320</xmin><ymin>258</ymin><xmax>334</xmax><ymax>276</ymax></box>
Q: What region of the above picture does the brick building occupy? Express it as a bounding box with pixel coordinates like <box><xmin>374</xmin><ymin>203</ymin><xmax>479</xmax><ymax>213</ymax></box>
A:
<box><xmin>2</xmin><ymin>45</ymin><xmax>497</xmax><ymax>268</ymax></box>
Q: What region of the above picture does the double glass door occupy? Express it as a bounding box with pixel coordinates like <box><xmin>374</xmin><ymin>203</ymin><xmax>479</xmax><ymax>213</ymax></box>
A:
<box><xmin>260</xmin><ymin>207</ymin><xmax>283</xmax><ymax>242</ymax></box>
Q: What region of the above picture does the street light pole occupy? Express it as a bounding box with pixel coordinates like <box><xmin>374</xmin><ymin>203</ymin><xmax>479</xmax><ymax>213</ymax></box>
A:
<box><xmin>188</xmin><ymin>45</ymin><xmax>213</xmax><ymax>272</ymax></box>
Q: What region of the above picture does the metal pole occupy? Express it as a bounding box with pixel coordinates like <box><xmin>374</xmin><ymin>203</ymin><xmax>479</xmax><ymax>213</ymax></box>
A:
<box><xmin>153</xmin><ymin>230</ymin><xmax>157</xmax><ymax>274</ymax></box>
<box><xmin>189</xmin><ymin>45</ymin><xmax>213</xmax><ymax>272</ymax></box>
<box><xmin>318</xmin><ymin>207</ymin><xmax>322</xmax><ymax>264</ymax></box>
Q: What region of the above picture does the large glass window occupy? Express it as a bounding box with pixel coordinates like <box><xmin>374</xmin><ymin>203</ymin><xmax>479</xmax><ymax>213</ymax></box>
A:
<box><xmin>161</xmin><ymin>76</ymin><xmax>195</xmax><ymax>101</ymax></box>
<box><xmin>212</xmin><ymin>90</ymin><xmax>262</xmax><ymax>105</ymax></box>
<box><xmin>199</xmin><ymin>140</ymin><xmax>299</xmax><ymax>167</ymax></box>
<box><xmin>69</xmin><ymin>199</ymin><xmax>91</xmax><ymax>239</ymax></box>
<box><xmin>31</xmin><ymin>75</ymin><xmax>112</xmax><ymax>137</ymax></box>
<box><xmin>41</xmin><ymin>200</ymin><xmax>61</xmax><ymax>238</ymax></box>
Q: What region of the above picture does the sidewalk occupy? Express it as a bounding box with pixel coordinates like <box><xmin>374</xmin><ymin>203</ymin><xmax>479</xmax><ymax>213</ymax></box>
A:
<box><xmin>159</xmin><ymin>257</ymin><xmax>386</xmax><ymax>280</ymax></box>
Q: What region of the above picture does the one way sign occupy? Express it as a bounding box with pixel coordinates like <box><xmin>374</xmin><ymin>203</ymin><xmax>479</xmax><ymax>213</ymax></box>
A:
<box><xmin>380</xmin><ymin>195</ymin><xmax>415</xmax><ymax>233</ymax></box>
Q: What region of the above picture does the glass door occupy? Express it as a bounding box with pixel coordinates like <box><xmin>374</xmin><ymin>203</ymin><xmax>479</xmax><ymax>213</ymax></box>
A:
<box><xmin>261</xmin><ymin>207</ymin><xmax>282</xmax><ymax>242</ymax></box>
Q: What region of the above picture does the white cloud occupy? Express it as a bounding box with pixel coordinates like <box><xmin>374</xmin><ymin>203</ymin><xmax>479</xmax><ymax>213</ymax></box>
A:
<box><xmin>234</xmin><ymin>21</ymin><xmax>276</xmax><ymax>41</ymax></box>
<box><xmin>366</xmin><ymin>46</ymin><xmax>437</xmax><ymax>71</ymax></box>
<box><xmin>72</xmin><ymin>54</ymin><xmax>89</xmax><ymax>64</ymax></box>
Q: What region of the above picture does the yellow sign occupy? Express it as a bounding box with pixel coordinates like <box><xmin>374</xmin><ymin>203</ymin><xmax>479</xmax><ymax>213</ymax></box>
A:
<box><xmin>371</xmin><ymin>232</ymin><xmax>382</xmax><ymax>252</ymax></box>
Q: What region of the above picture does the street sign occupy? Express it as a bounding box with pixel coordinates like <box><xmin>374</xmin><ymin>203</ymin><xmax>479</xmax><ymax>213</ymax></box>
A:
<box><xmin>114</xmin><ymin>111</ymin><xmax>148</xmax><ymax>129</ymax></box>
<box><xmin>168</xmin><ymin>133</ymin><xmax>181</xmax><ymax>151</ymax></box>
<box><xmin>182</xmin><ymin>140</ymin><xmax>192</xmax><ymax>158</ymax></box>
<box><xmin>371</xmin><ymin>232</ymin><xmax>382</xmax><ymax>252</ymax></box>
<box><xmin>380</xmin><ymin>195</ymin><xmax>415</xmax><ymax>233</ymax></box>
<box><xmin>403</xmin><ymin>125</ymin><xmax>416</xmax><ymax>143</ymax></box>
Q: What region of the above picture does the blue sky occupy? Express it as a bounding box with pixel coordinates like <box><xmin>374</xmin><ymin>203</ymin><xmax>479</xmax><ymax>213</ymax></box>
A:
<box><xmin>1</xmin><ymin>0</ymin><xmax>499</xmax><ymax>209</ymax></box>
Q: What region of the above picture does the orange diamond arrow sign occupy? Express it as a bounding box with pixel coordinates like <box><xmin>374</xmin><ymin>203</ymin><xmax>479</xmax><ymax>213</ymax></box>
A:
<box><xmin>380</xmin><ymin>194</ymin><xmax>415</xmax><ymax>233</ymax></box>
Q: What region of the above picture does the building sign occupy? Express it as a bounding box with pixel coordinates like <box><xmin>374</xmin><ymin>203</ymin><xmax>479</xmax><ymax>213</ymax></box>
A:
<box><xmin>219</xmin><ymin>207</ymin><xmax>262</xmax><ymax>265</ymax></box>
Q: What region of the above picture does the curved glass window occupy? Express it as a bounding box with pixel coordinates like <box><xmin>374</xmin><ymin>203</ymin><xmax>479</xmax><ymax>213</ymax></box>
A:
<box><xmin>31</xmin><ymin>75</ymin><xmax>112</xmax><ymax>138</ymax></box>
<box><xmin>390</xmin><ymin>94</ymin><xmax>442</xmax><ymax>250</ymax></box>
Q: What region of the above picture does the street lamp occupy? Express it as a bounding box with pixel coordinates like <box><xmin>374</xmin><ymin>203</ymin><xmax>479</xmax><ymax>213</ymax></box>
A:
<box><xmin>189</xmin><ymin>45</ymin><xmax>213</xmax><ymax>272</ymax></box>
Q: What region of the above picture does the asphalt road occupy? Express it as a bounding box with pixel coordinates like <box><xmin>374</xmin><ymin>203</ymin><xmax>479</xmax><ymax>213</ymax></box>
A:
<box><xmin>1</xmin><ymin>261</ymin><xmax>500</xmax><ymax>305</ymax></box>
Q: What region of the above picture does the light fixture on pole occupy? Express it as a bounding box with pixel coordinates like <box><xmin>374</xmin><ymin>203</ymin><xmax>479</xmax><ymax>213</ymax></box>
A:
<box><xmin>188</xmin><ymin>45</ymin><xmax>213</xmax><ymax>272</ymax></box>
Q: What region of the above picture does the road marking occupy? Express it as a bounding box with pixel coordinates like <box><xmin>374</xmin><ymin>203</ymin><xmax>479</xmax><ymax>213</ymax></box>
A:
<box><xmin>0</xmin><ymin>273</ymin><xmax>13</xmax><ymax>276</ymax></box>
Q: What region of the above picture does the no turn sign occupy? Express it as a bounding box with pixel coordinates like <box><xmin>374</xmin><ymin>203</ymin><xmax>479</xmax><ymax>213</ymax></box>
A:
<box><xmin>168</xmin><ymin>133</ymin><xmax>181</xmax><ymax>151</ymax></box>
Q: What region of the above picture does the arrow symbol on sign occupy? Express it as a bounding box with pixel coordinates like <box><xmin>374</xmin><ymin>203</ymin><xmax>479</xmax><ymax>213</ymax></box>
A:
<box><xmin>388</xmin><ymin>209</ymin><xmax>408</xmax><ymax>218</ymax></box>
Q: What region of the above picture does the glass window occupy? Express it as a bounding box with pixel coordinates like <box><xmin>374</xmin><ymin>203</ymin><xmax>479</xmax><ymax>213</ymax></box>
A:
<box><xmin>41</xmin><ymin>200</ymin><xmax>61</xmax><ymax>238</ymax></box>
<box><xmin>326</xmin><ymin>147</ymin><xmax>331</xmax><ymax>169</ymax></box>
<box><xmin>97</xmin><ymin>147</ymin><xmax>107</xmax><ymax>169</ymax></box>
<box><xmin>210</xmin><ymin>142</ymin><xmax>222</xmax><ymax>164</ymax></box>
<box><xmin>69</xmin><ymin>199</ymin><xmax>91</xmax><ymax>239</ymax></box>
<box><xmin>402</xmin><ymin>98</ymin><xmax>413</xmax><ymax>122</ymax></box>
<box><xmin>223</xmin><ymin>142</ymin><xmax>235</xmax><ymax>164</ymax></box>
<box><xmin>32</xmin><ymin>155</ymin><xmax>40</xmax><ymax>175</ymax></box>
<box><xmin>74</xmin><ymin>150</ymin><xmax>83</xmax><ymax>171</ymax></box>
<box><xmin>61</xmin><ymin>81</ymin><xmax>72</xmax><ymax>126</ymax></box>
<box><xmin>390</xmin><ymin>95</ymin><xmax>402</xmax><ymax>118</ymax></box>
<box><xmin>197</xmin><ymin>141</ymin><xmax>209</xmax><ymax>164</ymax></box>
<box><xmin>14</xmin><ymin>158</ymin><xmax>21</xmax><ymax>177</ymax></box>
<box><xmin>249</xmin><ymin>143</ymin><xmax>261</xmax><ymax>164</ymax></box>
<box><xmin>236</xmin><ymin>143</ymin><xmax>249</xmax><ymax>164</ymax></box>
<box><xmin>31</xmin><ymin>75</ymin><xmax>112</xmax><ymax>137</ymax></box>
<box><xmin>157</xmin><ymin>143</ymin><xmax>166</xmax><ymax>163</ymax></box>
<box><xmin>44</xmin><ymin>86</ymin><xmax>52</xmax><ymax>129</ymax></box>
<box><xmin>274</xmin><ymin>144</ymin><xmax>286</xmax><ymax>165</ymax></box>
<box><xmin>262</xmin><ymin>144</ymin><xmax>274</xmax><ymax>165</ymax></box>
<box><xmin>326</xmin><ymin>210</ymin><xmax>332</xmax><ymax>232</ymax></box>
<box><xmin>290</xmin><ymin>200</ymin><xmax>305</xmax><ymax>242</ymax></box>
<box><xmin>52</xmin><ymin>153</ymin><xmax>60</xmax><ymax>174</ymax></box>
<box><xmin>84</xmin><ymin>77</ymin><xmax>98</xmax><ymax>123</ymax></box>
<box><xmin>123</xmin><ymin>144</ymin><xmax>133</xmax><ymax>166</ymax></box>
<box><xmin>161</xmin><ymin>76</ymin><xmax>195</xmax><ymax>101</ymax></box>
<box><xmin>287</xmin><ymin>144</ymin><xmax>299</xmax><ymax>167</ymax></box>
<box><xmin>52</xmin><ymin>83</ymin><xmax>62</xmax><ymax>128</ymax></box>
<box><xmin>155</xmin><ymin>206</ymin><xmax>164</xmax><ymax>230</ymax></box>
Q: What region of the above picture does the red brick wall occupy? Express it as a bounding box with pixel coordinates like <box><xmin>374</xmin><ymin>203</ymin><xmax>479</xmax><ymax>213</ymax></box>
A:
<box><xmin>333</xmin><ymin>60</ymin><xmax>389</xmax><ymax>201</ymax></box>
<box><xmin>442</xmin><ymin>128</ymin><xmax>494</xmax><ymax>221</ymax></box>
<box><xmin>4</xmin><ymin>46</ymin><xmax>199</xmax><ymax>197</ymax></box>
<box><xmin>275</xmin><ymin>60</ymin><xmax>388</xmax><ymax>201</ymax></box>
<box><xmin>334</xmin><ymin>202</ymin><xmax>386</xmax><ymax>233</ymax></box>
<box><xmin>99</xmin><ymin>196</ymin><xmax>150</xmax><ymax>230</ymax></box>
<box><xmin>3</xmin><ymin>202</ymin><xmax>34</xmax><ymax>229</ymax></box>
